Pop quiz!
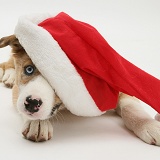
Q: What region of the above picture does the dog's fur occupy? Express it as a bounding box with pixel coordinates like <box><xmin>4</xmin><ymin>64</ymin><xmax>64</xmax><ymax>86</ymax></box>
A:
<box><xmin>1</xmin><ymin>35</ymin><xmax>160</xmax><ymax>145</ymax></box>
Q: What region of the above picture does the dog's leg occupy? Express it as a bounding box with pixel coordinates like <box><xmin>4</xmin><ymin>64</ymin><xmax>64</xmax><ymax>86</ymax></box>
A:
<box><xmin>116</xmin><ymin>93</ymin><xmax>160</xmax><ymax>146</ymax></box>
<box><xmin>0</xmin><ymin>62</ymin><xmax>5</xmax><ymax>82</ymax></box>
<box><xmin>0</xmin><ymin>56</ymin><xmax>15</xmax><ymax>88</ymax></box>
<box><xmin>2</xmin><ymin>56</ymin><xmax>15</xmax><ymax>88</ymax></box>
<box><xmin>22</xmin><ymin>118</ymin><xmax>53</xmax><ymax>142</ymax></box>
<box><xmin>12</xmin><ymin>84</ymin><xmax>19</xmax><ymax>108</ymax></box>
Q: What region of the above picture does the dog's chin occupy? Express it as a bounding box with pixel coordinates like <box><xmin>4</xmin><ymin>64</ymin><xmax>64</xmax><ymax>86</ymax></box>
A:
<box><xmin>17</xmin><ymin>103</ymin><xmax>53</xmax><ymax>120</ymax></box>
<box><xmin>21</xmin><ymin>110</ymin><xmax>53</xmax><ymax>120</ymax></box>
<box><xmin>20</xmin><ymin>104</ymin><xmax>61</xmax><ymax>120</ymax></box>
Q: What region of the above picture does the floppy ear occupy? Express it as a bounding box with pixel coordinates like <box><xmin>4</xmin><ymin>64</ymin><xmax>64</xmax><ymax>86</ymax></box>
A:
<box><xmin>0</xmin><ymin>35</ymin><xmax>23</xmax><ymax>51</ymax></box>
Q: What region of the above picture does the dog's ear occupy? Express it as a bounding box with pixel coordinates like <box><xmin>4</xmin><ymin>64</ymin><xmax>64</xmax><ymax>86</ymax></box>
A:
<box><xmin>0</xmin><ymin>35</ymin><xmax>23</xmax><ymax>51</ymax></box>
<box><xmin>0</xmin><ymin>35</ymin><xmax>17</xmax><ymax>48</ymax></box>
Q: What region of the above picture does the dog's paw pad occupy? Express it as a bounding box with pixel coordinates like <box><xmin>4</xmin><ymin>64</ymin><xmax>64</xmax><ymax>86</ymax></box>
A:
<box><xmin>0</xmin><ymin>68</ymin><xmax>4</xmax><ymax>82</ymax></box>
<box><xmin>22</xmin><ymin>120</ymin><xmax>53</xmax><ymax>142</ymax></box>
<box><xmin>2</xmin><ymin>68</ymin><xmax>15</xmax><ymax>88</ymax></box>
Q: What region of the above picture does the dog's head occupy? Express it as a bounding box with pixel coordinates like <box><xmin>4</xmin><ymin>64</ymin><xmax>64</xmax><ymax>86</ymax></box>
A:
<box><xmin>0</xmin><ymin>35</ymin><xmax>62</xmax><ymax>120</ymax></box>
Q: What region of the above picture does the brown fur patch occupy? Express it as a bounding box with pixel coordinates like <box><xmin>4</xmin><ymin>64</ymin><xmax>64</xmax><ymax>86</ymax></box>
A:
<box><xmin>0</xmin><ymin>35</ymin><xmax>25</xmax><ymax>54</ymax></box>
<box><xmin>13</xmin><ymin>53</ymin><xmax>40</xmax><ymax>85</ymax></box>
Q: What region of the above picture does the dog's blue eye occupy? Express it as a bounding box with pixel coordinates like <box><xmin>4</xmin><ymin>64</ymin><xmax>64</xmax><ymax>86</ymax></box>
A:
<box><xmin>24</xmin><ymin>65</ymin><xmax>35</xmax><ymax>76</ymax></box>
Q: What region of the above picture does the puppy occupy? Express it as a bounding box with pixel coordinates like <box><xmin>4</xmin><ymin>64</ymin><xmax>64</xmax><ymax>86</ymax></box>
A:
<box><xmin>0</xmin><ymin>35</ymin><xmax>160</xmax><ymax>145</ymax></box>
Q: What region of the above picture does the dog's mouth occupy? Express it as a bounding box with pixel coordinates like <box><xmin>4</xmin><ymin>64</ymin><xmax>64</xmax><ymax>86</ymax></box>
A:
<box><xmin>50</xmin><ymin>102</ymin><xmax>62</xmax><ymax>116</ymax></box>
<box><xmin>24</xmin><ymin>102</ymin><xmax>62</xmax><ymax>119</ymax></box>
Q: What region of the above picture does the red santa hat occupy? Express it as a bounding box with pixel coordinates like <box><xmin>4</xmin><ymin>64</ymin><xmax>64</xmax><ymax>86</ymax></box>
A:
<box><xmin>14</xmin><ymin>12</ymin><xmax>160</xmax><ymax>116</ymax></box>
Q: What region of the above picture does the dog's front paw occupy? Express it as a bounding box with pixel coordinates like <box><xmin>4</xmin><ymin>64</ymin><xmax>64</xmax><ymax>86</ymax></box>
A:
<box><xmin>134</xmin><ymin>119</ymin><xmax>160</xmax><ymax>146</ymax></box>
<box><xmin>22</xmin><ymin>120</ymin><xmax>53</xmax><ymax>142</ymax></box>
<box><xmin>0</xmin><ymin>68</ymin><xmax>4</xmax><ymax>82</ymax></box>
<box><xmin>2</xmin><ymin>68</ymin><xmax>15</xmax><ymax>88</ymax></box>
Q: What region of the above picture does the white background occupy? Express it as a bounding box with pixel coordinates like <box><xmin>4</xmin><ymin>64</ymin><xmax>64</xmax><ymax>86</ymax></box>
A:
<box><xmin>0</xmin><ymin>0</ymin><xmax>160</xmax><ymax>159</ymax></box>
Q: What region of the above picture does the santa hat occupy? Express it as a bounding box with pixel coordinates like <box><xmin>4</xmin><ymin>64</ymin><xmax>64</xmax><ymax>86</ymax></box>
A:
<box><xmin>14</xmin><ymin>12</ymin><xmax>160</xmax><ymax>116</ymax></box>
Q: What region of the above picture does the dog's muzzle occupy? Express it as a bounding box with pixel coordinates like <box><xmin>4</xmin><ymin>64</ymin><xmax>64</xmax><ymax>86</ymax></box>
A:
<box><xmin>17</xmin><ymin>75</ymin><xmax>57</xmax><ymax>120</ymax></box>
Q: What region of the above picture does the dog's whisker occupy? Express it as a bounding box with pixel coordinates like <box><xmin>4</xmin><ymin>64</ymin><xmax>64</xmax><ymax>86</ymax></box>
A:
<box><xmin>53</xmin><ymin>114</ymin><xmax>61</xmax><ymax>124</ymax></box>
<box><xmin>54</xmin><ymin>113</ymin><xmax>61</xmax><ymax>123</ymax></box>
<box><xmin>57</xmin><ymin>110</ymin><xmax>65</xmax><ymax>122</ymax></box>
<box><xmin>53</xmin><ymin>115</ymin><xmax>58</xmax><ymax>122</ymax></box>
<box><xmin>56</xmin><ymin>112</ymin><xmax>65</xmax><ymax>123</ymax></box>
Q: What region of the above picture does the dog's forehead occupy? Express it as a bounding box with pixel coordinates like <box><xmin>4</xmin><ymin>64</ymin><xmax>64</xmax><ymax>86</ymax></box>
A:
<box><xmin>23</xmin><ymin>57</ymin><xmax>34</xmax><ymax>66</ymax></box>
<box><xmin>14</xmin><ymin>52</ymin><xmax>34</xmax><ymax>66</ymax></box>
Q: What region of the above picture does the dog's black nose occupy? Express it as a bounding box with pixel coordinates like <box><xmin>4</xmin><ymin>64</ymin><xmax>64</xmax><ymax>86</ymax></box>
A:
<box><xmin>24</xmin><ymin>95</ymin><xmax>43</xmax><ymax>113</ymax></box>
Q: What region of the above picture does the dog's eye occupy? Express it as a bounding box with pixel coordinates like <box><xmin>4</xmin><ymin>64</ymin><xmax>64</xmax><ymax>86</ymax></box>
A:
<box><xmin>24</xmin><ymin>65</ymin><xmax>35</xmax><ymax>76</ymax></box>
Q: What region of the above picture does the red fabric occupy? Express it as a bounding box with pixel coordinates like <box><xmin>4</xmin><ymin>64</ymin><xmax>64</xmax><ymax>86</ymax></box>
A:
<box><xmin>38</xmin><ymin>12</ymin><xmax>160</xmax><ymax>113</ymax></box>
